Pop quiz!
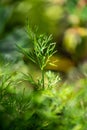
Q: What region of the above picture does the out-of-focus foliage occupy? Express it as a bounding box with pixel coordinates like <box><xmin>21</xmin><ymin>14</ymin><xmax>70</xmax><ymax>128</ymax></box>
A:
<box><xmin>0</xmin><ymin>1</ymin><xmax>87</xmax><ymax>128</ymax></box>
<box><xmin>0</xmin><ymin>60</ymin><xmax>87</xmax><ymax>130</ymax></box>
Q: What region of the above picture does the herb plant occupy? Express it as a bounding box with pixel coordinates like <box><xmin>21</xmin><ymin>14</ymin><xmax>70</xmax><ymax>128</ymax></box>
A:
<box><xmin>0</xmin><ymin>23</ymin><xmax>87</xmax><ymax>130</ymax></box>
<box><xmin>17</xmin><ymin>24</ymin><xmax>57</xmax><ymax>90</ymax></box>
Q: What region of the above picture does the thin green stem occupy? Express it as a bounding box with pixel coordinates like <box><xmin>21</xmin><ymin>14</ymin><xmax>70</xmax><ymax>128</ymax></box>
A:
<box><xmin>42</xmin><ymin>69</ymin><xmax>45</xmax><ymax>89</ymax></box>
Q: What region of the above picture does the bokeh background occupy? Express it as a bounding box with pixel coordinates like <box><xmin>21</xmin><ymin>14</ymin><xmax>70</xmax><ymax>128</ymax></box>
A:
<box><xmin>0</xmin><ymin>1</ymin><xmax>87</xmax><ymax>130</ymax></box>
<box><xmin>0</xmin><ymin>0</ymin><xmax>87</xmax><ymax>75</ymax></box>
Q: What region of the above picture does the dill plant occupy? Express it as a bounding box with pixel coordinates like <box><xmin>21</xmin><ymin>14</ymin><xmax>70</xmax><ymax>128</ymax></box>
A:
<box><xmin>0</xmin><ymin>62</ymin><xmax>32</xmax><ymax>130</ymax></box>
<box><xmin>0</xmin><ymin>25</ymin><xmax>87</xmax><ymax>130</ymax></box>
<box><xmin>0</xmin><ymin>25</ymin><xmax>61</xmax><ymax>130</ymax></box>
<box><xmin>17</xmin><ymin>24</ymin><xmax>58</xmax><ymax>90</ymax></box>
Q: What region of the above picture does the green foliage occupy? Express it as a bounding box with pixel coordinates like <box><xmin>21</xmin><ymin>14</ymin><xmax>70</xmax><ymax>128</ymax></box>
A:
<box><xmin>0</xmin><ymin>61</ymin><xmax>87</xmax><ymax>130</ymax></box>
<box><xmin>0</xmin><ymin>20</ymin><xmax>87</xmax><ymax>130</ymax></box>
<box><xmin>17</xmin><ymin>24</ymin><xmax>57</xmax><ymax>89</ymax></box>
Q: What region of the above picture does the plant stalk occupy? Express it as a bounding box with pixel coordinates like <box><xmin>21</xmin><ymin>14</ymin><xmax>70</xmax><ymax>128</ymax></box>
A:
<box><xmin>42</xmin><ymin>69</ymin><xmax>45</xmax><ymax>89</ymax></box>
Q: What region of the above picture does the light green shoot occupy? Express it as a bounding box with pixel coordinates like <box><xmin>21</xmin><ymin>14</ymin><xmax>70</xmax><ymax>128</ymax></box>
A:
<box><xmin>17</xmin><ymin>24</ymin><xmax>57</xmax><ymax>89</ymax></box>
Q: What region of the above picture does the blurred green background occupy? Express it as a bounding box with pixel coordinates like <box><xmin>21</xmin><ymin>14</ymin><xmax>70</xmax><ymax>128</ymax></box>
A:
<box><xmin>0</xmin><ymin>1</ymin><xmax>87</xmax><ymax>130</ymax></box>
<box><xmin>0</xmin><ymin>0</ymin><xmax>87</xmax><ymax>73</ymax></box>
